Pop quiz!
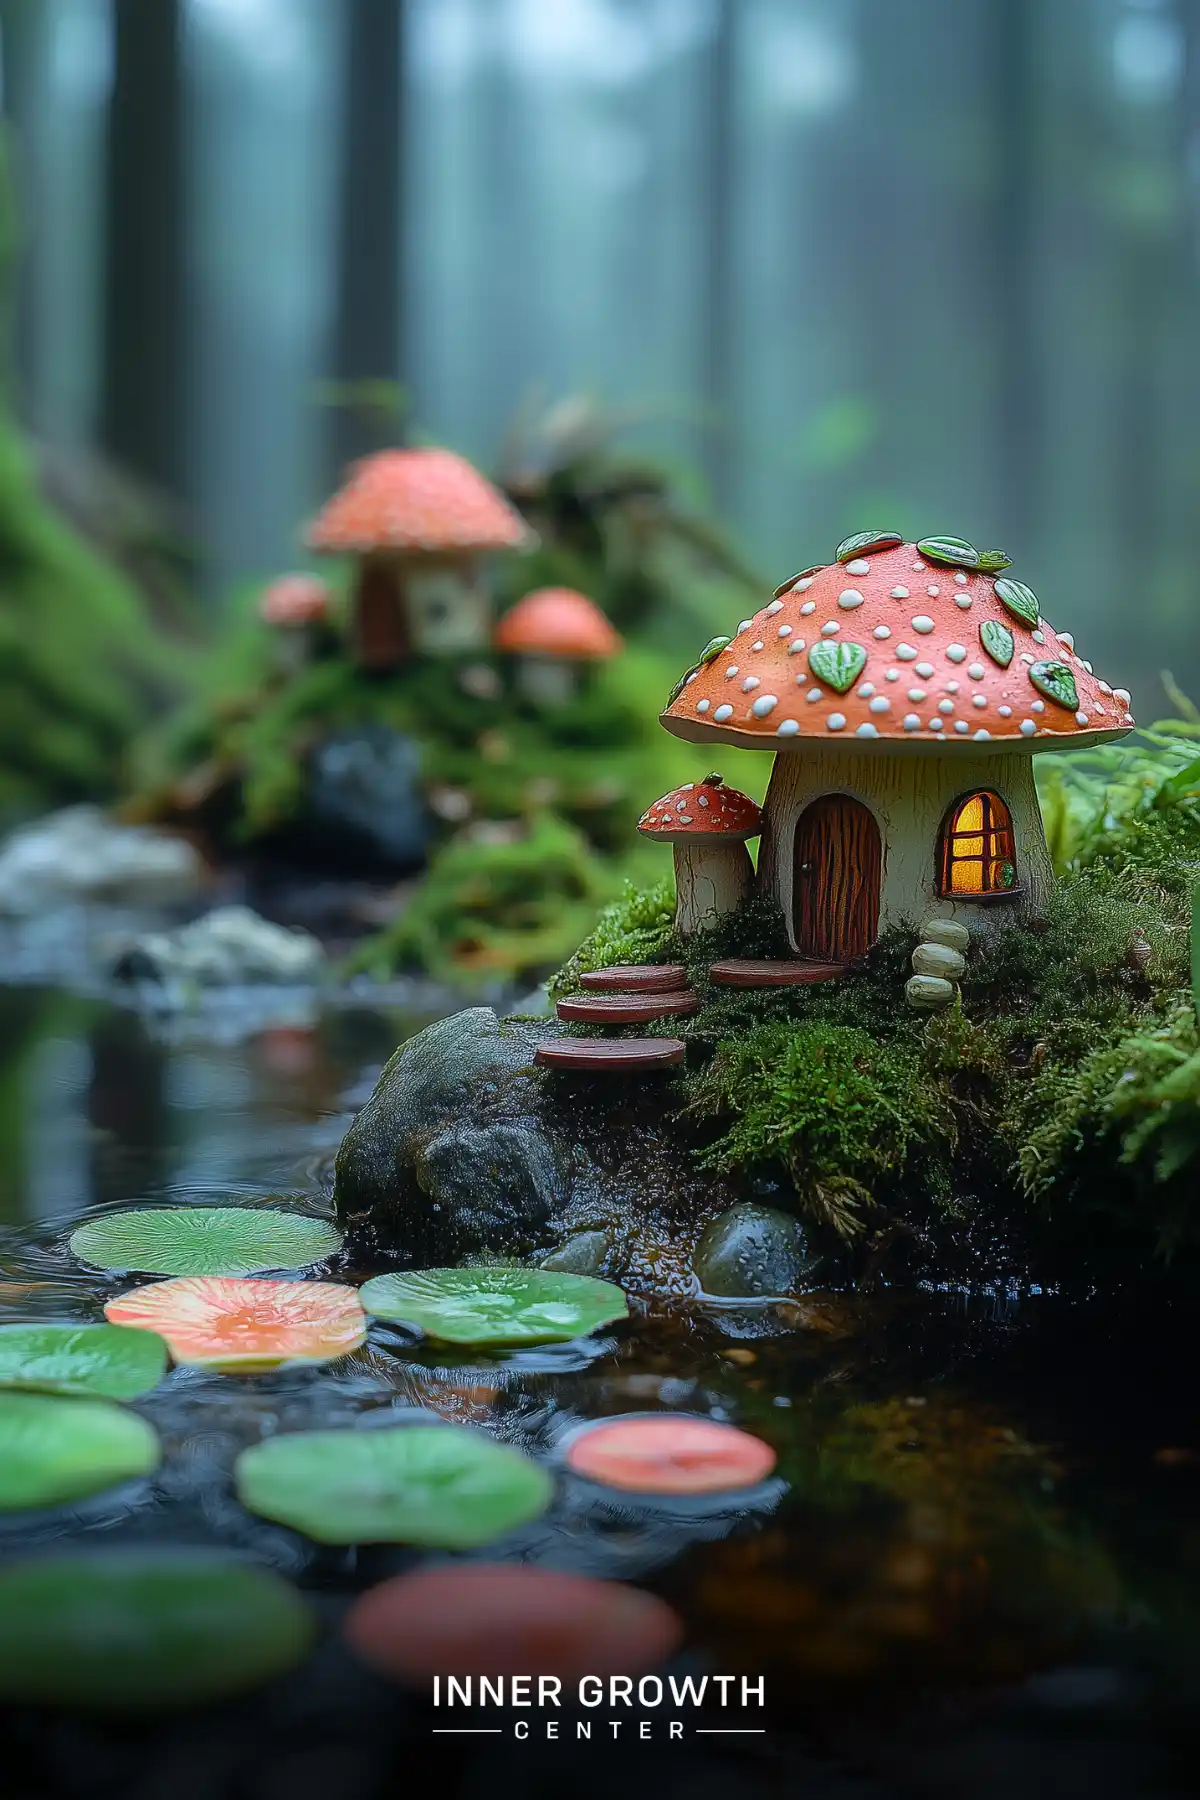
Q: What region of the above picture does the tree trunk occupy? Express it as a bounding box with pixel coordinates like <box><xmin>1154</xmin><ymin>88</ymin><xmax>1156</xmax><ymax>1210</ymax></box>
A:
<box><xmin>701</xmin><ymin>0</ymin><xmax>737</xmax><ymax>512</ymax></box>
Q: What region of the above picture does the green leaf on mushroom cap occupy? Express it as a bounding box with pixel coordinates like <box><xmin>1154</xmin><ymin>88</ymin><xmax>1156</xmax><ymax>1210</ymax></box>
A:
<box><xmin>834</xmin><ymin>531</ymin><xmax>902</xmax><ymax>562</ymax></box>
<box><xmin>807</xmin><ymin>639</ymin><xmax>868</xmax><ymax>695</ymax></box>
<box><xmin>976</xmin><ymin>548</ymin><xmax>1013</xmax><ymax>573</ymax></box>
<box><xmin>359</xmin><ymin>1266</ymin><xmax>628</xmax><ymax>1346</ymax></box>
<box><xmin>1029</xmin><ymin>660</ymin><xmax>1080</xmax><ymax>711</ymax></box>
<box><xmin>0</xmin><ymin>1323</ymin><xmax>167</xmax><ymax>1400</ymax></box>
<box><xmin>0</xmin><ymin>1552</ymin><xmax>314</xmax><ymax>1711</ymax></box>
<box><xmin>917</xmin><ymin>536</ymin><xmax>980</xmax><ymax>569</ymax></box>
<box><xmin>69</xmin><ymin>1207</ymin><xmax>341</xmax><ymax>1277</ymax></box>
<box><xmin>994</xmin><ymin>578</ymin><xmax>1040</xmax><ymax>630</ymax></box>
<box><xmin>980</xmin><ymin>618</ymin><xmax>1015</xmax><ymax>669</ymax></box>
<box><xmin>0</xmin><ymin>1391</ymin><xmax>160</xmax><ymax>1511</ymax></box>
<box><xmin>773</xmin><ymin>567</ymin><xmax>820</xmax><ymax>599</ymax></box>
<box><xmin>235</xmin><ymin>1424</ymin><xmax>553</xmax><ymax>1547</ymax></box>
<box><xmin>698</xmin><ymin>635</ymin><xmax>732</xmax><ymax>665</ymax></box>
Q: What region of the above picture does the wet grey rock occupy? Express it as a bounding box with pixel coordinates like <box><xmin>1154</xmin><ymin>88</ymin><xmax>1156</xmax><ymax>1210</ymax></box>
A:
<box><xmin>334</xmin><ymin>1008</ymin><xmax>565</xmax><ymax>1261</ymax></box>
<box><xmin>0</xmin><ymin>807</ymin><xmax>202</xmax><ymax>913</ymax></box>
<box><xmin>693</xmin><ymin>1202</ymin><xmax>809</xmax><ymax>1298</ymax></box>
<box><xmin>540</xmin><ymin>1230</ymin><xmax>611</xmax><ymax>1276</ymax></box>
<box><xmin>306</xmin><ymin>727</ymin><xmax>431</xmax><ymax>872</ymax></box>
<box><xmin>106</xmin><ymin>905</ymin><xmax>325</xmax><ymax>987</ymax></box>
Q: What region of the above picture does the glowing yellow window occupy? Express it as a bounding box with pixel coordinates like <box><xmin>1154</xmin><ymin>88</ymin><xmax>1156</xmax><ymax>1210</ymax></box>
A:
<box><xmin>939</xmin><ymin>791</ymin><xmax>1018</xmax><ymax>896</ymax></box>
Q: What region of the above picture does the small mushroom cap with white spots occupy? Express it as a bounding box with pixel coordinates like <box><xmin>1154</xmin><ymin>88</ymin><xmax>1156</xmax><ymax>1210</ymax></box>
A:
<box><xmin>307</xmin><ymin>447</ymin><xmax>532</xmax><ymax>555</ymax></box>
<box><xmin>494</xmin><ymin>587</ymin><xmax>622</xmax><ymax>660</ymax></box>
<box><xmin>660</xmin><ymin>539</ymin><xmax>1134</xmax><ymax>755</ymax></box>
<box><xmin>637</xmin><ymin>774</ymin><xmax>762</xmax><ymax>844</ymax></box>
<box><xmin>259</xmin><ymin>573</ymin><xmax>332</xmax><ymax>627</ymax></box>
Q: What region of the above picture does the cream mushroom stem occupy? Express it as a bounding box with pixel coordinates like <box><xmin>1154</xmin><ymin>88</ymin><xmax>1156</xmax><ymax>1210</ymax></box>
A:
<box><xmin>672</xmin><ymin>836</ymin><xmax>754</xmax><ymax>936</ymax></box>
<box><xmin>516</xmin><ymin>654</ymin><xmax>580</xmax><ymax>706</ymax></box>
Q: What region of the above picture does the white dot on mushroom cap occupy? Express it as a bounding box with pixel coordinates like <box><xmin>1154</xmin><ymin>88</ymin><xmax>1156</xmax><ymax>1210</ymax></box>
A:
<box><xmin>912</xmin><ymin>616</ymin><xmax>935</xmax><ymax>634</ymax></box>
<box><xmin>946</xmin><ymin>644</ymin><xmax>967</xmax><ymax>663</ymax></box>
<box><xmin>1021</xmin><ymin>654</ymin><xmax>1035</xmax><ymax>665</ymax></box>
<box><xmin>678</xmin><ymin>813</ymin><xmax>693</xmax><ymax>822</ymax></box>
<box><xmin>896</xmin><ymin>644</ymin><xmax>918</xmax><ymax>661</ymax></box>
<box><xmin>778</xmin><ymin>624</ymin><xmax>792</xmax><ymax>637</ymax></box>
<box><xmin>938</xmin><ymin>699</ymin><xmax>955</xmax><ymax>715</ymax></box>
<box><xmin>925</xmin><ymin>585</ymin><xmax>940</xmax><ymax>598</ymax></box>
<box><xmin>801</xmin><ymin>600</ymin><xmax>816</xmax><ymax>615</ymax></box>
<box><xmin>838</xmin><ymin>589</ymin><xmax>865</xmax><ymax>609</ymax></box>
<box><xmin>1020</xmin><ymin>719</ymin><xmax>1036</xmax><ymax>735</ymax></box>
<box><xmin>858</xmin><ymin>682</ymin><xmax>876</xmax><ymax>698</ymax></box>
<box><xmin>1031</xmin><ymin>700</ymin><xmax>1045</xmax><ymax>713</ymax></box>
<box><xmin>788</xmin><ymin>638</ymin><xmax>806</xmax><ymax>653</ymax></box>
<box><xmin>869</xmin><ymin>696</ymin><xmax>891</xmax><ymax>714</ymax></box>
<box><xmin>827</xmin><ymin>713</ymin><xmax>846</xmax><ymax>731</ymax></box>
<box><xmin>751</xmin><ymin>694</ymin><xmax>777</xmax><ymax>717</ymax></box>
<box><xmin>751</xmin><ymin>640</ymin><xmax>764</xmax><ymax>651</ymax></box>
<box><xmin>738</xmin><ymin>620</ymin><xmax>753</xmax><ymax>632</ymax></box>
<box><xmin>1032</xmin><ymin>630</ymin><xmax>1045</xmax><ymax>644</ymax></box>
<box><xmin>742</xmin><ymin>676</ymin><xmax>760</xmax><ymax>691</ymax></box>
<box><xmin>776</xmin><ymin>718</ymin><xmax>800</xmax><ymax>736</ymax></box>
<box><xmin>806</xmin><ymin>687</ymin><xmax>823</xmax><ymax>702</ymax></box>
<box><xmin>766</xmin><ymin>599</ymin><xmax>784</xmax><ymax>615</ymax></box>
<box><xmin>821</xmin><ymin>621</ymin><xmax>841</xmax><ymax>636</ymax></box>
<box><xmin>945</xmin><ymin>681</ymin><xmax>960</xmax><ymax>694</ymax></box>
<box><xmin>685</xmin><ymin>671</ymin><xmax>698</xmax><ymax>684</ymax></box>
<box><xmin>955</xmin><ymin>594</ymin><xmax>974</xmax><ymax>609</ymax></box>
<box><xmin>1075</xmin><ymin>711</ymin><xmax>1090</xmax><ymax>726</ymax></box>
<box><xmin>954</xmin><ymin>720</ymin><xmax>970</xmax><ymax>734</ymax></box>
<box><xmin>928</xmin><ymin>717</ymin><xmax>944</xmax><ymax>731</ymax></box>
<box><xmin>725</xmin><ymin>665</ymin><xmax>738</xmax><ymax>678</ymax></box>
<box><xmin>954</xmin><ymin>572</ymin><xmax>969</xmax><ymax>586</ymax></box>
<box><xmin>855</xmin><ymin>722</ymin><xmax>879</xmax><ymax>738</ymax></box>
<box><xmin>1058</xmin><ymin>631</ymin><xmax>1075</xmax><ymax>650</ymax></box>
<box><xmin>885</xmin><ymin>669</ymin><xmax>899</xmax><ymax>681</ymax></box>
<box><xmin>972</xmin><ymin>694</ymin><xmax>987</xmax><ymax>709</ymax></box>
<box><xmin>968</xmin><ymin>662</ymin><xmax>985</xmax><ymax>679</ymax></box>
<box><xmin>999</xmin><ymin>705</ymin><xmax>1012</xmax><ymax>717</ymax></box>
<box><xmin>698</xmin><ymin>794</ymin><xmax>710</xmax><ymax>806</ymax></box>
<box><xmin>891</xmin><ymin>586</ymin><xmax>910</xmax><ymax>599</ymax></box>
<box><xmin>696</xmin><ymin>698</ymin><xmax>710</xmax><ymax>712</ymax></box>
<box><xmin>974</xmin><ymin>729</ymin><xmax>991</xmax><ymax>740</ymax></box>
<box><xmin>846</xmin><ymin>558</ymin><xmax>871</xmax><ymax>575</ymax></box>
<box><xmin>874</xmin><ymin>625</ymin><xmax>891</xmax><ymax>639</ymax></box>
<box><xmin>714</xmin><ymin>704</ymin><xmax>733</xmax><ymax>721</ymax></box>
<box><xmin>908</xmin><ymin>688</ymin><xmax>926</xmax><ymax>702</ymax></box>
<box><xmin>915</xmin><ymin>661</ymin><xmax>934</xmax><ymax>678</ymax></box>
<box><xmin>903</xmin><ymin>713</ymin><xmax>920</xmax><ymax>730</ymax></box>
<box><xmin>795</xmin><ymin>577</ymin><xmax>813</xmax><ymax>592</ymax></box>
<box><xmin>676</xmin><ymin>799</ymin><xmax>688</xmax><ymax>810</ymax></box>
<box><xmin>1098</xmin><ymin>680</ymin><xmax>1112</xmax><ymax>694</ymax></box>
<box><xmin>1114</xmin><ymin>687</ymin><xmax>1131</xmax><ymax>704</ymax></box>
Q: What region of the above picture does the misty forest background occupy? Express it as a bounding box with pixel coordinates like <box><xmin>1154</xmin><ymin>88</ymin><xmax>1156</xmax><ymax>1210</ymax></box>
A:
<box><xmin>0</xmin><ymin>0</ymin><xmax>1198</xmax><ymax>710</ymax></box>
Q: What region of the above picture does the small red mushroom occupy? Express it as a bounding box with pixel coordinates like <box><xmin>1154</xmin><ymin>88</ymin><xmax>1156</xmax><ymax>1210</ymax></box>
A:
<box><xmin>259</xmin><ymin>574</ymin><xmax>331</xmax><ymax>628</ymax></box>
<box><xmin>637</xmin><ymin>774</ymin><xmax>761</xmax><ymax>935</ymax></box>
<box><xmin>494</xmin><ymin>586</ymin><xmax>622</xmax><ymax>703</ymax></box>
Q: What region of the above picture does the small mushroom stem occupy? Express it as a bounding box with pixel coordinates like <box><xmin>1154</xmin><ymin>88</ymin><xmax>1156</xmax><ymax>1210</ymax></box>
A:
<box><xmin>673</xmin><ymin>841</ymin><xmax>753</xmax><ymax>936</ymax></box>
<box><xmin>516</xmin><ymin>655</ymin><xmax>578</xmax><ymax>706</ymax></box>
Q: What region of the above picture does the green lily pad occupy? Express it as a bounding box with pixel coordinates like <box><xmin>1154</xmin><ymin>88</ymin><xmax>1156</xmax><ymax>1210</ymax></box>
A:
<box><xmin>976</xmin><ymin>548</ymin><xmax>1013</xmax><ymax>572</ymax></box>
<box><xmin>235</xmin><ymin>1425</ymin><xmax>553</xmax><ymax>1547</ymax></box>
<box><xmin>0</xmin><ymin>1392</ymin><xmax>159</xmax><ymax>1510</ymax></box>
<box><xmin>359</xmin><ymin>1267</ymin><xmax>629</xmax><ymax>1346</ymax></box>
<box><xmin>698</xmin><ymin>635</ymin><xmax>732</xmax><ymax>665</ymax></box>
<box><xmin>0</xmin><ymin>1323</ymin><xmax>167</xmax><ymax>1399</ymax></box>
<box><xmin>69</xmin><ymin>1207</ymin><xmax>341</xmax><ymax>1277</ymax></box>
<box><xmin>1029</xmin><ymin>660</ymin><xmax>1079</xmax><ymax>711</ymax></box>
<box><xmin>807</xmin><ymin>639</ymin><xmax>868</xmax><ymax>695</ymax></box>
<box><xmin>917</xmin><ymin>536</ymin><xmax>979</xmax><ymax>569</ymax></box>
<box><xmin>773</xmin><ymin>566</ymin><xmax>819</xmax><ymax>598</ymax></box>
<box><xmin>0</xmin><ymin>1552</ymin><xmax>314</xmax><ymax>1710</ymax></box>
<box><xmin>994</xmin><ymin>578</ymin><xmax>1040</xmax><ymax>630</ymax></box>
<box><xmin>835</xmin><ymin>531</ymin><xmax>902</xmax><ymax>562</ymax></box>
<box><xmin>980</xmin><ymin>618</ymin><xmax>1015</xmax><ymax>669</ymax></box>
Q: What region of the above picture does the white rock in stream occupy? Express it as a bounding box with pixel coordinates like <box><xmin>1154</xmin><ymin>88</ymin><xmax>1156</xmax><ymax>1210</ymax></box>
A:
<box><xmin>107</xmin><ymin>906</ymin><xmax>325</xmax><ymax>987</ymax></box>
<box><xmin>0</xmin><ymin>808</ymin><xmax>202</xmax><ymax>913</ymax></box>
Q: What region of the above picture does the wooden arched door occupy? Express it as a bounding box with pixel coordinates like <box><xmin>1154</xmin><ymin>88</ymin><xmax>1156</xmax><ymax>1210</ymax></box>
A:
<box><xmin>792</xmin><ymin>796</ymin><xmax>882</xmax><ymax>962</ymax></box>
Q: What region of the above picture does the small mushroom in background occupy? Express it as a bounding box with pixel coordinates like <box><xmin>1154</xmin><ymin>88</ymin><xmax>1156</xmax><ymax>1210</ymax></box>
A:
<box><xmin>637</xmin><ymin>774</ymin><xmax>762</xmax><ymax>936</ymax></box>
<box><xmin>258</xmin><ymin>574</ymin><xmax>333</xmax><ymax>676</ymax></box>
<box><xmin>493</xmin><ymin>587</ymin><xmax>622</xmax><ymax>705</ymax></box>
<box><xmin>307</xmin><ymin>447</ymin><xmax>531</xmax><ymax>672</ymax></box>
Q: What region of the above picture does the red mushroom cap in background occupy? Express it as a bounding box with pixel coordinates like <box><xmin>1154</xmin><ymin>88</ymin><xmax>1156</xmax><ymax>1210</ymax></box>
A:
<box><xmin>661</xmin><ymin>540</ymin><xmax>1134</xmax><ymax>754</ymax></box>
<box><xmin>494</xmin><ymin>587</ymin><xmax>623</xmax><ymax>660</ymax></box>
<box><xmin>259</xmin><ymin>574</ymin><xmax>331</xmax><ymax>627</ymax></box>
<box><xmin>307</xmin><ymin>448</ymin><xmax>531</xmax><ymax>555</ymax></box>
<box><xmin>637</xmin><ymin>773</ymin><xmax>762</xmax><ymax>844</ymax></box>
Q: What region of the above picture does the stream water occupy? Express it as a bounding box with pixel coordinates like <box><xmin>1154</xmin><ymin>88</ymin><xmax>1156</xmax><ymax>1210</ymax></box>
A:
<box><xmin>0</xmin><ymin>984</ymin><xmax>1197</xmax><ymax>1799</ymax></box>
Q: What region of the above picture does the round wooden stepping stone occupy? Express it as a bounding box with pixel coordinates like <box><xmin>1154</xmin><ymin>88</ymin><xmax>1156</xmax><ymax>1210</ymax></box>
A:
<box><xmin>535</xmin><ymin>1039</ymin><xmax>685</xmax><ymax>1072</ymax></box>
<box><xmin>578</xmin><ymin>965</ymin><xmax>688</xmax><ymax>994</ymax></box>
<box><xmin>555</xmin><ymin>991</ymin><xmax>698</xmax><ymax>1025</ymax></box>
<box><xmin>709</xmin><ymin>958</ymin><xmax>845</xmax><ymax>988</ymax></box>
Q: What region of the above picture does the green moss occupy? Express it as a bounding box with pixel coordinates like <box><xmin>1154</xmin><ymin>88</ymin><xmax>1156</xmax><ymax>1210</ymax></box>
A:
<box><xmin>548</xmin><ymin>877</ymin><xmax>679</xmax><ymax>998</ymax></box>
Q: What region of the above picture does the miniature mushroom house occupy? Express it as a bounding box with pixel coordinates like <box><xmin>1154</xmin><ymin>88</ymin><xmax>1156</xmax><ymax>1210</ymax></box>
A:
<box><xmin>493</xmin><ymin>586</ymin><xmax>623</xmax><ymax>704</ymax></box>
<box><xmin>259</xmin><ymin>573</ymin><xmax>333</xmax><ymax>677</ymax></box>
<box><xmin>306</xmin><ymin>448</ymin><xmax>532</xmax><ymax>672</ymax></box>
<box><xmin>658</xmin><ymin>533</ymin><xmax>1134</xmax><ymax>961</ymax></box>
<box><xmin>638</xmin><ymin>776</ymin><xmax>762</xmax><ymax>936</ymax></box>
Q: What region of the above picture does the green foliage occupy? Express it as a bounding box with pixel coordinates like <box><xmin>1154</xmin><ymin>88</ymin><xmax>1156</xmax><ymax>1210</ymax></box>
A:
<box><xmin>549</xmin><ymin>876</ymin><xmax>678</xmax><ymax>998</ymax></box>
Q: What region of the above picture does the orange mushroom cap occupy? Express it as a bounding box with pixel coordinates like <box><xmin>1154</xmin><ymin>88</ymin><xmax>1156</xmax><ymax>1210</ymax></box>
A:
<box><xmin>307</xmin><ymin>448</ymin><xmax>531</xmax><ymax>555</ymax></box>
<box><xmin>660</xmin><ymin>540</ymin><xmax>1135</xmax><ymax>755</ymax></box>
<box><xmin>637</xmin><ymin>773</ymin><xmax>762</xmax><ymax>844</ymax></box>
<box><xmin>259</xmin><ymin>573</ymin><xmax>331</xmax><ymax>627</ymax></box>
<box><xmin>494</xmin><ymin>587</ymin><xmax>623</xmax><ymax>660</ymax></box>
